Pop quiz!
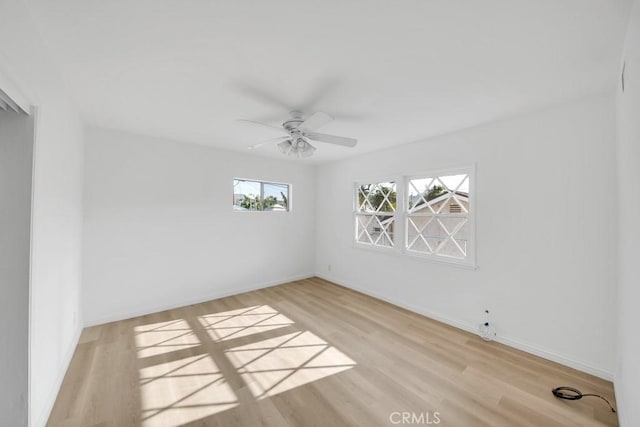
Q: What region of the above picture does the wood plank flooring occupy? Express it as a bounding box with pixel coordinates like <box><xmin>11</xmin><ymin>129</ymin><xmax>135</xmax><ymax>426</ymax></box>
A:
<box><xmin>48</xmin><ymin>277</ymin><xmax>618</xmax><ymax>426</ymax></box>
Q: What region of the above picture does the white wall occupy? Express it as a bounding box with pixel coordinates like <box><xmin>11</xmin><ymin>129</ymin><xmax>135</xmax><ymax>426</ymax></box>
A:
<box><xmin>29</xmin><ymin>100</ymin><xmax>84</xmax><ymax>427</ymax></box>
<box><xmin>0</xmin><ymin>109</ymin><xmax>34</xmax><ymax>427</ymax></box>
<box><xmin>0</xmin><ymin>1</ymin><xmax>85</xmax><ymax>426</ymax></box>
<box><xmin>82</xmin><ymin>127</ymin><xmax>316</xmax><ymax>325</ymax></box>
<box><xmin>316</xmin><ymin>94</ymin><xmax>618</xmax><ymax>378</ymax></box>
<box><xmin>615</xmin><ymin>0</ymin><xmax>640</xmax><ymax>424</ymax></box>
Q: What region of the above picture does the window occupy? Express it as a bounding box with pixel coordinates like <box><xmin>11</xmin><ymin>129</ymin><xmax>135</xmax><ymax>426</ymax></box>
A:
<box><xmin>233</xmin><ymin>179</ymin><xmax>290</xmax><ymax>212</ymax></box>
<box><xmin>353</xmin><ymin>166</ymin><xmax>475</xmax><ymax>267</ymax></box>
<box><xmin>406</xmin><ymin>170</ymin><xmax>472</xmax><ymax>262</ymax></box>
<box><xmin>355</xmin><ymin>181</ymin><xmax>396</xmax><ymax>248</ymax></box>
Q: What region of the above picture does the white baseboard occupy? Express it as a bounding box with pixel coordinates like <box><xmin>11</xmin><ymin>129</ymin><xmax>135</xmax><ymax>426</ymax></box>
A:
<box><xmin>84</xmin><ymin>273</ymin><xmax>314</xmax><ymax>327</ymax></box>
<box><xmin>495</xmin><ymin>333</ymin><xmax>613</xmax><ymax>381</ymax></box>
<box><xmin>315</xmin><ymin>273</ymin><xmax>614</xmax><ymax>381</ymax></box>
<box><xmin>33</xmin><ymin>322</ymin><xmax>82</xmax><ymax>427</ymax></box>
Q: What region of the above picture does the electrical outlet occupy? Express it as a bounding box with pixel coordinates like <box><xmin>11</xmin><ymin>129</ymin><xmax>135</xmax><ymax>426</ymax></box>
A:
<box><xmin>328</xmin><ymin>264</ymin><xmax>332</xmax><ymax>272</ymax></box>
<box><xmin>478</xmin><ymin>309</ymin><xmax>496</xmax><ymax>341</ymax></box>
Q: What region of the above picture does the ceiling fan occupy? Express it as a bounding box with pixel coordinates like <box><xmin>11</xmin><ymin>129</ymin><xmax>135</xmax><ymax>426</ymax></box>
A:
<box><xmin>239</xmin><ymin>111</ymin><xmax>357</xmax><ymax>158</ymax></box>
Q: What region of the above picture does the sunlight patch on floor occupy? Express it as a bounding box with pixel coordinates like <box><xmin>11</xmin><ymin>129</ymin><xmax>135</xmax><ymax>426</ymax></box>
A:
<box><xmin>133</xmin><ymin>306</ymin><xmax>356</xmax><ymax>425</ymax></box>
<box><xmin>225</xmin><ymin>330</ymin><xmax>357</xmax><ymax>399</ymax></box>
<box><xmin>138</xmin><ymin>353</ymin><xmax>238</xmax><ymax>427</ymax></box>
<box><xmin>198</xmin><ymin>305</ymin><xmax>295</xmax><ymax>342</ymax></box>
<box><xmin>134</xmin><ymin>319</ymin><xmax>202</xmax><ymax>358</ymax></box>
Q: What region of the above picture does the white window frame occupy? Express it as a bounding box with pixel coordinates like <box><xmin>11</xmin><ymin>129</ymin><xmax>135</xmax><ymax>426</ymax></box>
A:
<box><xmin>353</xmin><ymin>165</ymin><xmax>476</xmax><ymax>269</ymax></box>
<box><xmin>233</xmin><ymin>178</ymin><xmax>291</xmax><ymax>212</ymax></box>
<box><xmin>353</xmin><ymin>179</ymin><xmax>398</xmax><ymax>250</ymax></box>
<box><xmin>403</xmin><ymin>165</ymin><xmax>476</xmax><ymax>268</ymax></box>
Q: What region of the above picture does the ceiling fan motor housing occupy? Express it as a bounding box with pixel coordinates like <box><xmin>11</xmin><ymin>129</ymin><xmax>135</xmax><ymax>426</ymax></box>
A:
<box><xmin>282</xmin><ymin>111</ymin><xmax>305</xmax><ymax>133</ymax></box>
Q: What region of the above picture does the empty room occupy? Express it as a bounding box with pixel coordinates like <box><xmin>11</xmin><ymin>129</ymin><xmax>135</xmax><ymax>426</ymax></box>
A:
<box><xmin>1</xmin><ymin>0</ymin><xmax>639</xmax><ymax>426</ymax></box>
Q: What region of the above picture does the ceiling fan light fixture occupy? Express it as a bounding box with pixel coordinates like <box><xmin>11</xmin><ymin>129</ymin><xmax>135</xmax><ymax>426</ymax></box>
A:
<box><xmin>277</xmin><ymin>138</ymin><xmax>315</xmax><ymax>158</ymax></box>
<box><xmin>277</xmin><ymin>140</ymin><xmax>292</xmax><ymax>154</ymax></box>
<box><xmin>297</xmin><ymin>141</ymin><xmax>316</xmax><ymax>158</ymax></box>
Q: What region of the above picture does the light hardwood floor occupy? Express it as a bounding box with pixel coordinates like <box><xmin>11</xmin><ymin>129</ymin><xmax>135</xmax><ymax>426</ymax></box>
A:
<box><xmin>48</xmin><ymin>277</ymin><xmax>618</xmax><ymax>426</ymax></box>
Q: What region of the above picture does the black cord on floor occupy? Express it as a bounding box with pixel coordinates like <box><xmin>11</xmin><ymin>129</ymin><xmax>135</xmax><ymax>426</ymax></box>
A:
<box><xmin>552</xmin><ymin>386</ymin><xmax>616</xmax><ymax>413</ymax></box>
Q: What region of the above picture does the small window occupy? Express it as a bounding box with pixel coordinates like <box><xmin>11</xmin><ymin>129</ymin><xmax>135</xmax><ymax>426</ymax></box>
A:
<box><xmin>355</xmin><ymin>181</ymin><xmax>396</xmax><ymax>248</ymax></box>
<box><xmin>406</xmin><ymin>171</ymin><xmax>472</xmax><ymax>262</ymax></box>
<box><xmin>233</xmin><ymin>179</ymin><xmax>289</xmax><ymax>212</ymax></box>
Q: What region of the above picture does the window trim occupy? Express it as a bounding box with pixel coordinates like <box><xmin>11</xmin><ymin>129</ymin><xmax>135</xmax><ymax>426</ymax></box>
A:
<box><xmin>352</xmin><ymin>165</ymin><xmax>477</xmax><ymax>269</ymax></box>
<box><xmin>232</xmin><ymin>177</ymin><xmax>291</xmax><ymax>213</ymax></box>
<box><xmin>353</xmin><ymin>178</ymin><xmax>398</xmax><ymax>250</ymax></box>
<box><xmin>403</xmin><ymin>165</ymin><xmax>476</xmax><ymax>268</ymax></box>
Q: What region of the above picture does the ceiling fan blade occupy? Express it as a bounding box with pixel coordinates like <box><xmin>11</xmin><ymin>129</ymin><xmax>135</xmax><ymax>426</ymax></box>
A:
<box><xmin>298</xmin><ymin>112</ymin><xmax>333</xmax><ymax>132</ymax></box>
<box><xmin>234</xmin><ymin>83</ymin><xmax>291</xmax><ymax>110</ymax></box>
<box><xmin>248</xmin><ymin>136</ymin><xmax>290</xmax><ymax>150</ymax></box>
<box><xmin>237</xmin><ymin>119</ymin><xmax>285</xmax><ymax>133</ymax></box>
<box><xmin>252</xmin><ymin>110</ymin><xmax>369</xmax><ymax>124</ymax></box>
<box><xmin>306</xmin><ymin>132</ymin><xmax>357</xmax><ymax>147</ymax></box>
<box><xmin>296</xmin><ymin>77</ymin><xmax>340</xmax><ymax>112</ymax></box>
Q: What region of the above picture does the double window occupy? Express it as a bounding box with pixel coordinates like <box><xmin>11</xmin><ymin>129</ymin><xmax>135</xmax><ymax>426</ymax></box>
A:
<box><xmin>354</xmin><ymin>166</ymin><xmax>475</xmax><ymax>267</ymax></box>
<box><xmin>233</xmin><ymin>179</ymin><xmax>290</xmax><ymax>212</ymax></box>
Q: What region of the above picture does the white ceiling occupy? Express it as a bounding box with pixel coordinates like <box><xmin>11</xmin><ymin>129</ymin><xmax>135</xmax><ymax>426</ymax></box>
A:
<box><xmin>27</xmin><ymin>0</ymin><xmax>631</xmax><ymax>162</ymax></box>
